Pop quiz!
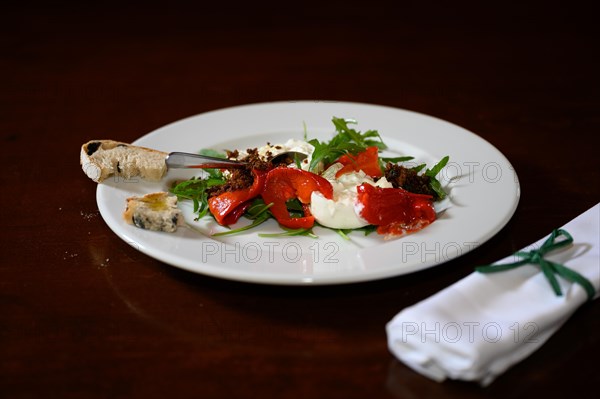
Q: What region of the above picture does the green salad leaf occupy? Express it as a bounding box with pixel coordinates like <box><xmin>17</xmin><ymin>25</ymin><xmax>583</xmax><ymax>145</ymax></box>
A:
<box><xmin>259</xmin><ymin>227</ymin><xmax>318</xmax><ymax>238</ymax></box>
<box><xmin>308</xmin><ymin>117</ymin><xmax>387</xmax><ymax>172</ymax></box>
<box><xmin>425</xmin><ymin>156</ymin><xmax>449</xmax><ymax>200</ymax></box>
<box><xmin>380</xmin><ymin>156</ymin><xmax>414</xmax><ymax>163</ymax></box>
<box><xmin>170</xmin><ymin>175</ymin><xmax>226</xmax><ymax>220</ymax></box>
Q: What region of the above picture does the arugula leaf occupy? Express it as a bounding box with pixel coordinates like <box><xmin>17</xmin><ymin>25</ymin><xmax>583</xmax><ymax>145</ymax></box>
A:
<box><xmin>308</xmin><ymin>138</ymin><xmax>346</xmax><ymax>172</ymax></box>
<box><xmin>201</xmin><ymin>199</ymin><xmax>274</xmax><ymax>237</ymax></box>
<box><xmin>259</xmin><ymin>227</ymin><xmax>318</xmax><ymax>238</ymax></box>
<box><xmin>412</xmin><ymin>164</ymin><xmax>426</xmax><ymax>173</ymax></box>
<box><xmin>293</xmin><ymin>152</ymin><xmax>304</xmax><ymax>169</ymax></box>
<box><xmin>352</xmin><ymin>225</ymin><xmax>378</xmax><ymax>236</ymax></box>
<box><xmin>170</xmin><ymin>176</ymin><xmax>225</xmax><ymax>220</ymax></box>
<box><xmin>303</xmin><ymin>121</ymin><xmax>308</xmax><ymax>141</ymax></box>
<box><xmin>380</xmin><ymin>156</ymin><xmax>414</xmax><ymax>163</ymax></box>
<box><xmin>321</xmin><ymin>224</ymin><xmax>377</xmax><ymax>238</ymax></box>
<box><xmin>212</xmin><ymin>211</ymin><xmax>271</xmax><ymax>236</ymax></box>
<box><xmin>425</xmin><ymin>156</ymin><xmax>449</xmax><ymax>178</ymax></box>
<box><xmin>245</xmin><ymin>199</ymin><xmax>273</xmax><ymax>220</ymax></box>
<box><xmin>308</xmin><ymin>117</ymin><xmax>388</xmax><ymax>172</ymax></box>
<box><xmin>169</xmin><ymin>149</ymin><xmax>228</xmax><ymax>218</ymax></box>
<box><xmin>336</xmin><ymin>229</ymin><xmax>352</xmax><ymax>240</ymax></box>
<box><xmin>425</xmin><ymin>156</ymin><xmax>450</xmax><ymax>200</ymax></box>
<box><xmin>285</xmin><ymin>198</ymin><xmax>304</xmax><ymax>212</ymax></box>
<box><xmin>331</xmin><ymin>117</ymin><xmax>388</xmax><ymax>150</ymax></box>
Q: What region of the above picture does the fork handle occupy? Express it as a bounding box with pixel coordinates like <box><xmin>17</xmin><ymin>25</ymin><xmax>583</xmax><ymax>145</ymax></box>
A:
<box><xmin>165</xmin><ymin>152</ymin><xmax>246</xmax><ymax>169</ymax></box>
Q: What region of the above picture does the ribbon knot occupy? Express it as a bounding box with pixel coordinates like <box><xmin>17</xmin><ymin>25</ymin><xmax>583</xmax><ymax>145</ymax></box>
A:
<box><xmin>529</xmin><ymin>252</ymin><xmax>543</xmax><ymax>264</ymax></box>
<box><xmin>476</xmin><ymin>229</ymin><xmax>595</xmax><ymax>300</ymax></box>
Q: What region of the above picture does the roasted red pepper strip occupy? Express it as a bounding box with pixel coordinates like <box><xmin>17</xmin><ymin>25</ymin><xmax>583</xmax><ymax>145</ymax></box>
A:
<box><xmin>335</xmin><ymin>146</ymin><xmax>383</xmax><ymax>178</ymax></box>
<box><xmin>262</xmin><ymin>168</ymin><xmax>333</xmax><ymax>229</ymax></box>
<box><xmin>220</xmin><ymin>201</ymin><xmax>252</xmax><ymax>226</ymax></box>
<box><xmin>356</xmin><ymin>183</ymin><xmax>436</xmax><ymax>236</ymax></box>
<box><xmin>208</xmin><ymin>169</ymin><xmax>267</xmax><ymax>225</ymax></box>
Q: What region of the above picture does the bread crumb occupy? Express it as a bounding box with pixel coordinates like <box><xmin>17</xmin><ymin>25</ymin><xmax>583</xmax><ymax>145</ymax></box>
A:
<box><xmin>80</xmin><ymin>210</ymin><xmax>99</xmax><ymax>221</ymax></box>
<box><xmin>62</xmin><ymin>251</ymin><xmax>79</xmax><ymax>260</ymax></box>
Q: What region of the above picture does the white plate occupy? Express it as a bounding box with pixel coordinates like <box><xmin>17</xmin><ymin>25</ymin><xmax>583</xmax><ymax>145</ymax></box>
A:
<box><xmin>96</xmin><ymin>101</ymin><xmax>519</xmax><ymax>285</ymax></box>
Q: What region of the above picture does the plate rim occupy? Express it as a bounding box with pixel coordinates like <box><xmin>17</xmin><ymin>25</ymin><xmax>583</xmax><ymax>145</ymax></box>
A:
<box><xmin>96</xmin><ymin>100</ymin><xmax>520</xmax><ymax>285</ymax></box>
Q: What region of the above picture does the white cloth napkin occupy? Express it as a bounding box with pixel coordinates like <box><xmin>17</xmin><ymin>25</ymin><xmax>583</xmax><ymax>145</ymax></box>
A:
<box><xmin>386</xmin><ymin>203</ymin><xmax>599</xmax><ymax>386</ymax></box>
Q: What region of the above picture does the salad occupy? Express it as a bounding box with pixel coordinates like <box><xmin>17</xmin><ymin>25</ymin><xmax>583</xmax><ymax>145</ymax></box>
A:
<box><xmin>170</xmin><ymin>117</ymin><xmax>449</xmax><ymax>239</ymax></box>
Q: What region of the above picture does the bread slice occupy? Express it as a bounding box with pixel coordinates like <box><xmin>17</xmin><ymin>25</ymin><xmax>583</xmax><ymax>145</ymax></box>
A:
<box><xmin>123</xmin><ymin>192</ymin><xmax>184</xmax><ymax>232</ymax></box>
<box><xmin>80</xmin><ymin>140</ymin><xmax>167</xmax><ymax>182</ymax></box>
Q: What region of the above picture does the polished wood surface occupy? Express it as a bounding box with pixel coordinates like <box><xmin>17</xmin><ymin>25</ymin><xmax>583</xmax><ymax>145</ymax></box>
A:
<box><xmin>2</xmin><ymin>2</ymin><xmax>598</xmax><ymax>398</ymax></box>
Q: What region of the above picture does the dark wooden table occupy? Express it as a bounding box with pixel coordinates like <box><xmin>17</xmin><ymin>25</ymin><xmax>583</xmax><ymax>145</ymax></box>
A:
<box><xmin>2</xmin><ymin>2</ymin><xmax>598</xmax><ymax>398</ymax></box>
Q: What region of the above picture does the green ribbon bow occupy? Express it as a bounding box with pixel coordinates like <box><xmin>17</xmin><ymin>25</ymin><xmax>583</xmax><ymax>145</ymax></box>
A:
<box><xmin>476</xmin><ymin>229</ymin><xmax>596</xmax><ymax>301</ymax></box>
